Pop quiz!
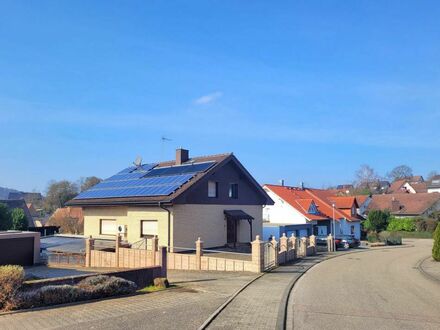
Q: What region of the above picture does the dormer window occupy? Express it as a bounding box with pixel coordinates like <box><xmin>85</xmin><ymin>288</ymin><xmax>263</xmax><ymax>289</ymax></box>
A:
<box><xmin>308</xmin><ymin>202</ymin><xmax>318</xmax><ymax>214</ymax></box>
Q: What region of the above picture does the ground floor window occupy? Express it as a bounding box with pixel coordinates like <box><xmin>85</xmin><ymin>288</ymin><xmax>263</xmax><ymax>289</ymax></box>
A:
<box><xmin>141</xmin><ymin>220</ymin><xmax>158</xmax><ymax>238</ymax></box>
<box><xmin>317</xmin><ymin>226</ymin><xmax>327</xmax><ymax>236</ymax></box>
<box><xmin>100</xmin><ymin>219</ymin><xmax>117</xmax><ymax>236</ymax></box>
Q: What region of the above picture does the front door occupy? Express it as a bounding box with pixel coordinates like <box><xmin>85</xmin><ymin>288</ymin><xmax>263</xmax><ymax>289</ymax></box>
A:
<box><xmin>226</xmin><ymin>218</ymin><xmax>236</xmax><ymax>244</ymax></box>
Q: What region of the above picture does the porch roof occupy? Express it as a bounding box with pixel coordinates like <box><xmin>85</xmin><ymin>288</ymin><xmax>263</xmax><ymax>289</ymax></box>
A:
<box><xmin>224</xmin><ymin>210</ymin><xmax>254</xmax><ymax>221</ymax></box>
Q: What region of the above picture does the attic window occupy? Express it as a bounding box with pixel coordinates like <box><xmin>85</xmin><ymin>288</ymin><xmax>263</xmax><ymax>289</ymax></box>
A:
<box><xmin>308</xmin><ymin>202</ymin><xmax>318</xmax><ymax>214</ymax></box>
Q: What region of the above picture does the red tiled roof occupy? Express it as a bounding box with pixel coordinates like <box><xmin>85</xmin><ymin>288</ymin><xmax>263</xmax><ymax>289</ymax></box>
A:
<box><xmin>264</xmin><ymin>185</ymin><xmax>360</xmax><ymax>222</ymax></box>
<box><xmin>368</xmin><ymin>193</ymin><xmax>440</xmax><ymax>216</ymax></box>
<box><xmin>354</xmin><ymin>195</ymin><xmax>369</xmax><ymax>206</ymax></box>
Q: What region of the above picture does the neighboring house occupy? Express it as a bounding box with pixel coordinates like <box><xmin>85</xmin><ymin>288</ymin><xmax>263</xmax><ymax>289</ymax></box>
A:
<box><xmin>8</xmin><ymin>191</ymin><xmax>44</xmax><ymax>209</ymax></box>
<box><xmin>67</xmin><ymin>149</ymin><xmax>273</xmax><ymax>249</ymax></box>
<box><xmin>336</xmin><ymin>184</ymin><xmax>354</xmax><ymax>194</ymax></box>
<box><xmin>428</xmin><ymin>175</ymin><xmax>440</xmax><ymax>193</ymax></box>
<box><xmin>262</xmin><ymin>185</ymin><xmax>362</xmax><ymax>239</ymax></box>
<box><xmin>388</xmin><ymin>179</ymin><xmax>428</xmax><ymax>194</ymax></box>
<box><xmin>0</xmin><ymin>199</ymin><xmax>35</xmax><ymax>227</ymax></box>
<box><xmin>367</xmin><ymin>193</ymin><xmax>440</xmax><ymax>218</ymax></box>
<box><xmin>357</xmin><ymin>180</ymin><xmax>390</xmax><ymax>194</ymax></box>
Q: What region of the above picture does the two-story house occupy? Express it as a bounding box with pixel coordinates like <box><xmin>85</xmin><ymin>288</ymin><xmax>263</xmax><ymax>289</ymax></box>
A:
<box><xmin>67</xmin><ymin>149</ymin><xmax>273</xmax><ymax>250</ymax></box>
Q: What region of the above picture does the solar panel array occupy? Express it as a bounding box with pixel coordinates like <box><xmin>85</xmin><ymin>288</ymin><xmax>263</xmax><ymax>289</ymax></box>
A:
<box><xmin>74</xmin><ymin>161</ymin><xmax>215</xmax><ymax>200</ymax></box>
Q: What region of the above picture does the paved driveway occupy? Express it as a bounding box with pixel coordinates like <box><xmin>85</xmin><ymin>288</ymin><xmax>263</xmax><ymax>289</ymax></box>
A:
<box><xmin>290</xmin><ymin>239</ymin><xmax>440</xmax><ymax>330</ymax></box>
<box><xmin>0</xmin><ymin>270</ymin><xmax>257</xmax><ymax>330</ymax></box>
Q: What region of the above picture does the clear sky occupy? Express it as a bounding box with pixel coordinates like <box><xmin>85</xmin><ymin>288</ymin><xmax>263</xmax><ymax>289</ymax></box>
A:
<box><xmin>1</xmin><ymin>1</ymin><xmax>439</xmax><ymax>193</ymax></box>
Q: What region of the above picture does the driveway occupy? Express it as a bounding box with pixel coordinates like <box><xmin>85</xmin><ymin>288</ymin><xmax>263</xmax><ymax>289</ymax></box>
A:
<box><xmin>0</xmin><ymin>270</ymin><xmax>258</xmax><ymax>330</ymax></box>
<box><xmin>290</xmin><ymin>239</ymin><xmax>440</xmax><ymax>330</ymax></box>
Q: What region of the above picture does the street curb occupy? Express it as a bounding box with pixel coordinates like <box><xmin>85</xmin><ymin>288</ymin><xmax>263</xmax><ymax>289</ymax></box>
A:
<box><xmin>416</xmin><ymin>256</ymin><xmax>440</xmax><ymax>284</ymax></box>
<box><xmin>197</xmin><ymin>273</ymin><xmax>265</xmax><ymax>330</ymax></box>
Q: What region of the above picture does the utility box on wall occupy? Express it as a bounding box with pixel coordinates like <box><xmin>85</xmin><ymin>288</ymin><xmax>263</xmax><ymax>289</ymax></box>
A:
<box><xmin>0</xmin><ymin>231</ymin><xmax>40</xmax><ymax>266</ymax></box>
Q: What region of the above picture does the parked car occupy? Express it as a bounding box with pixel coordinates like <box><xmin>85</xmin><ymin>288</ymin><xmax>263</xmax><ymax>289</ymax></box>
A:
<box><xmin>316</xmin><ymin>235</ymin><xmax>342</xmax><ymax>248</ymax></box>
<box><xmin>335</xmin><ymin>235</ymin><xmax>360</xmax><ymax>249</ymax></box>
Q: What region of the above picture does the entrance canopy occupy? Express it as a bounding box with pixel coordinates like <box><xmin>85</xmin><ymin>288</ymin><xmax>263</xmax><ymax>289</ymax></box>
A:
<box><xmin>224</xmin><ymin>210</ymin><xmax>254</xmax><ymax>244</ymax></box>
<box><xmin>223</xmin><ymin>210</ymin><xmax>254</xmax><ymax>221</ymax></box>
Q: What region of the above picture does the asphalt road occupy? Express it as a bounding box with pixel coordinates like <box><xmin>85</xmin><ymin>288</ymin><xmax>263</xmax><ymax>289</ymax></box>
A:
<box><xmin>289</xmin><ymin>239</ymin><xmax>440</xmax><ymax>330</ymax></box>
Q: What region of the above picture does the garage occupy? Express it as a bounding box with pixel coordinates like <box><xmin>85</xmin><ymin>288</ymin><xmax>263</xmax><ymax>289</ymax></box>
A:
<box><xmin>0</xmin><ymin>232</ymin><xmax>40</xmax><ymax>266</ymax></box>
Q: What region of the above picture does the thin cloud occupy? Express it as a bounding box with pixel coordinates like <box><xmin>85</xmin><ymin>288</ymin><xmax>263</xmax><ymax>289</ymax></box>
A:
<box><xmin>193</xmin><ymin>91</ymin><xmax>223</xmax><ymax>105</ymax></box>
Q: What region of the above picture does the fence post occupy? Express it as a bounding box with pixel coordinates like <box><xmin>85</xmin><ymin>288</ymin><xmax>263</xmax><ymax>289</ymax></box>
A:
<box><xmin>158</xmin><ymin>246</ymin><xmax>168</xmax><ymax>278</ymax></box>
<box><xmin>271</xmin><ymin>237</ymin><xmax>279</xmax><ymax>267</ymax></box>
<box><xmin>327</xmin><ymin>234</ymin><xmax>334</xmax><ymax>252</ymax></box>
<box><xmin>279</xmin><ymin>233</ymin><xmax>288</xmax><ymax>264</ymax></box>
<box><xmin>300</xmin><ymin>237</ymin><xmax>308</xmax><ymax>257</ymax></box>
<box><xmin>151</xmin><ymin>236</ymin><xmax>158</xmax><ymax>265</ymax></box>
<box><xmin>289</xmin><ymin>234</ymin><xmax>297</xmax><ymax>261</ymax></box>
<box><xmin>196</xmin><ymin>237</ymin><xmax>203</xmax><ymax>270</ymax></box>
<box><xmin>85</xmin><ymin>236</ymin><xmax>94</xmax><ymax>267</ymax></box>
<box><xmin>251</xmin><ymin>235</ymin><xmax>264</xmax><ymax>273</ymax></box>
<box><xmin>115</xmin><ymin>234</ymin><xmax>121</xmax><ymax>268</ymax></box>
<box><xmin>309</xmin><ymin>235</ymin><xmax>316</xmax><ymax>255</ymax></box>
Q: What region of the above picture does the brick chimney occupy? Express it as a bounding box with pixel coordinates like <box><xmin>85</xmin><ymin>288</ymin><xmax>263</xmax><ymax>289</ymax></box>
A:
<box><xmin>391</xmin><ymin>197</ymin><xmax>400</xmax><ymax>212</ymax></box>
<box><xmin>176</xmin><ymin>148</ymin><xmax>189</xmax><ymax>165</ymax></box>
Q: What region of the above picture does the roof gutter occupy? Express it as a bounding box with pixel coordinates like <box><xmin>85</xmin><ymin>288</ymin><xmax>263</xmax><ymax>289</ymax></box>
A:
<box><xmin>158</xmin><ymin>202</ymin><xmax>171</xmax><ymax>252</ymax></box>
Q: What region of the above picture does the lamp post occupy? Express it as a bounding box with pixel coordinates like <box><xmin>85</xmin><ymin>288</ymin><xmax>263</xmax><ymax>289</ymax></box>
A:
<box><xmin>332</xmin><ymin>203</ymin><xmax>336</xmax><ymax>252</ymax></box>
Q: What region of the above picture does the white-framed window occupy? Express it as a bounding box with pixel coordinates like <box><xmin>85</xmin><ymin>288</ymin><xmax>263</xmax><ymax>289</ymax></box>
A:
<box><xmin>100</xmin><ymin>219</ymin><xmax>117</xmax><ymax>236</ymax></box>
<box><xmin>208</xmin><ymin>181</ymin><xmax>218</xmax><ymax>198</ymax></box>
<box><xmin>229</xmin><ymin>183</ymin><xmax>238</xmax><ymax>199</ymax></box>
<box><xmin>141</xmin><ymin>220</ymin><xmax>158</xmax><ymax>238</ymax></box>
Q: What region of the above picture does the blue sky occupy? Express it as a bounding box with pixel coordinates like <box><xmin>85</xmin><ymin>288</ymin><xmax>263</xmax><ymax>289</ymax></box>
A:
<box><xmin>1</xmin><ymin>1</ymin><xmax>439</xmax><ymax>193</ymax></box>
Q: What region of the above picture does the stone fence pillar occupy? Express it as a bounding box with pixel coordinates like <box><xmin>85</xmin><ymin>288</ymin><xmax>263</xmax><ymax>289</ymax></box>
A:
<box><xmin>251</xmin><ymin>235</ymin><xmax>265</xmax><ymax>273</ymax></box>
<box><xmin>289</xmin><ymin>234</ymin><xmax>297</xmax><ymax>261</ymax></box>
<box><xmin>195</xmin><ymin>237</ymin><xmax>203</xmax><ymax>270</ymax></box>
<box><xmin>300</xmin><ymin>237</ymin><xmax>308</xmax><ymax>257</ymax></box>
<box><xmin>159</xmin><ymin>246</ymin><xmax>168</xmax><ymax>277</ymax></box>
<box><xmin>151</xmin><ymin>236</ymin><xmax>158</xmax><ymax>265</ymax></box>
<box><xmin>279</xmin><ymin>233</ymin><xmax>288</xmax><ymax>265</ymax></box>
<box><xmin>327</xmin><ymin>234</ymin><xmax>334</xmax><ymax>252</ymax></box>
<box><xmin>309</xmin><ymin>235</ymin><xmax>316</xmax><ymax>255</ymax></box>
<box><xmin>115</xmin><ymin>234</ymin><xmax>121</xmax><ymax>267</ymax></box>
<box><xmin>271</xmin><ymin>237</ymin><xmax>279</xmax><ymax>267</ymax></box>
<box><xmin>85</xmin><ymin>236</ymin><xmax>94</xmax><ymax>267</ymax></box>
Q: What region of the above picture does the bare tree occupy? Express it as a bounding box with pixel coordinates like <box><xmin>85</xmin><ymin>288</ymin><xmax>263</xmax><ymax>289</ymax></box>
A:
<box><xmin>427</xmin><ymin>171</ymin><xmax>439</xmax><ymax>181</ymax></box>
<box><xmin>44</xmin><ymin>180</ymin><xmax>78</xmax><ymax>212</ymax></box>
<box><xmin>355</xmin><ymin>164</ymin><xmax>379</xmax><ymax>187</ymax></box>
<box><xmin>46</xmin><ymin>216</ymin><xmax>83</xmax><ymax>234</ymax></box>
<box><xmin>80</xmin><ymin>176</ymin><xmax>102</xmax><ymax>192</ymax></box>
<box><xmin>387</xmin><ymin>165</ymin><xmax>413</xmax><ymax>182</ymax></box>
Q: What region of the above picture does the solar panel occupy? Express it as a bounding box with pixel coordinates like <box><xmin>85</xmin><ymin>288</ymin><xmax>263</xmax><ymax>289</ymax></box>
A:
<box><xmin>143</xmin><ymin>162</ymin><xmax>215</xmax><ymax>177</ymax></box>
<box><xmin>75</xmin><ymin>161</ymin><xmax>215</xmax><ymax>200</ymax></box>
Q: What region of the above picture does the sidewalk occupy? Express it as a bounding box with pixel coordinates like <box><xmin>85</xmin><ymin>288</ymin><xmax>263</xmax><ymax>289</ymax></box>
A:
<box><xmin>206</xmin><ymin>253</ymin><xmax>331</xmax><ymax>330</ymax></box>
<box><xmin>419</xmin><ymin>256</ymin><xmax>440</xmax><ymax>282</ymax></box>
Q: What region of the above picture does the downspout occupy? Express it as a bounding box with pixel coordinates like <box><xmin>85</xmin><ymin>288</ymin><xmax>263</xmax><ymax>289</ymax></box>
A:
<box><xmin>159</xmin><ymin>202</ymin><xmax>171</xmax><ymax>252</ymax></box>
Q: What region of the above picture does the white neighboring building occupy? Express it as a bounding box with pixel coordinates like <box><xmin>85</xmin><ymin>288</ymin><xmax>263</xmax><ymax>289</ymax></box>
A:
<box><xmin>262</xmin><ymin>185</ymin><xmax>362</xmax><ymax>239</ymax></box>
<box><xmin>428</xmin><ymin>176</ymin><xmax>440</xmax><ymax>193</ymax></box>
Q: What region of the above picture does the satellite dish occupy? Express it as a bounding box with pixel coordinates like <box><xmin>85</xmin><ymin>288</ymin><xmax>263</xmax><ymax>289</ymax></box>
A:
<box><xmin>133</xmin><ymin>156</ymin><xmax>142</xmax><ymax>167</ymax></box>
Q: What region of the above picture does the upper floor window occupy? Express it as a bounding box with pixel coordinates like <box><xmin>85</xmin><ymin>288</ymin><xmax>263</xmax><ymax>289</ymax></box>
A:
<box><xmin>208</xmin><ymin>181</ymin><xmax>218</xmax><ymax>198</ymax></box>
<box><xmin>229</xmin><ymin>183</ymin><xmax>238</xmax><ymax>199</ymax></box>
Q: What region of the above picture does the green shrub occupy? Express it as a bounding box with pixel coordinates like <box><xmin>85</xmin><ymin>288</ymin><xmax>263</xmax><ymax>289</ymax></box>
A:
<box><xmin>17</xmin><ymin>275</ymin><xmax>137</xmax><ymax>309</ymax></box>
<box><xmin>367</xmin><ymin>232</ymin><xmax>379</xmax><ymax>243</ymax></box>
<box><xmin>433</xmin><ymin>224</ymin><xmax>440</xmax><ymax>261</ymax></box>
<box><xmin>414</xmin><ymin>218</ymin><xmax>438</xmax><ymax>232</ymax></box>
<box><xmin>78</xmin><ymin>275</ymin><xmax>137</xmax><ymax>298</ymax></box>
<box><xmin>0</xmin><ymin>265</ymin><xmax>24</xmax><ymax>311</ymax></box>
<box><xmin>387</xmin><ymin>217</ymin><xmax>416</xmax><ymax>232</ymax></box>
<box><xmin>379</xmin><ymin>231</ymin><xmax>402</xmax><ymax>245</ymax></box>
<box><xmin>11</xmin><ymin>208</ymin><xmax>28</xmax><ymax>231</ymax></box>
<box><xmin>364</xmin><ymin>210</ymin><xmax>390</xmax><ymax>232</ymax></box>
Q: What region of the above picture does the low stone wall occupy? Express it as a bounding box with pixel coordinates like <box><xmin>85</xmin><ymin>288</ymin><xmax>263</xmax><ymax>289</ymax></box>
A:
<box><xmin>23</xmin><ymin>266</ymin><xmax>163</xmax><ymax>291</ymax></box>
<box><xmin>167</xmin><ymin>252</ymin><xmax>254</xmax><ymax>272</ymax></box>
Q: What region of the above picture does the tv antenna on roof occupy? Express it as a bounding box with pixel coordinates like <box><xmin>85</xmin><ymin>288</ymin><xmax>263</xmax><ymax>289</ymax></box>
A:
<box><xmin>161</xmin><ymin>136</ymin><xmax>172</xmax><ymax>160</ymax></box>
<box><xmin>133</xmin><ymin>155</ymin><xmax>142</xmax><ymax>167</ymax></box>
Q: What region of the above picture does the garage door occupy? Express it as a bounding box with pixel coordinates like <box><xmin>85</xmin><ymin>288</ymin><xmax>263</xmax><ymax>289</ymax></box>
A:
<box><xmin>0</xmin><ymin>237</ymin><xmax>34</xmax><ymax>266</ymax></box>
